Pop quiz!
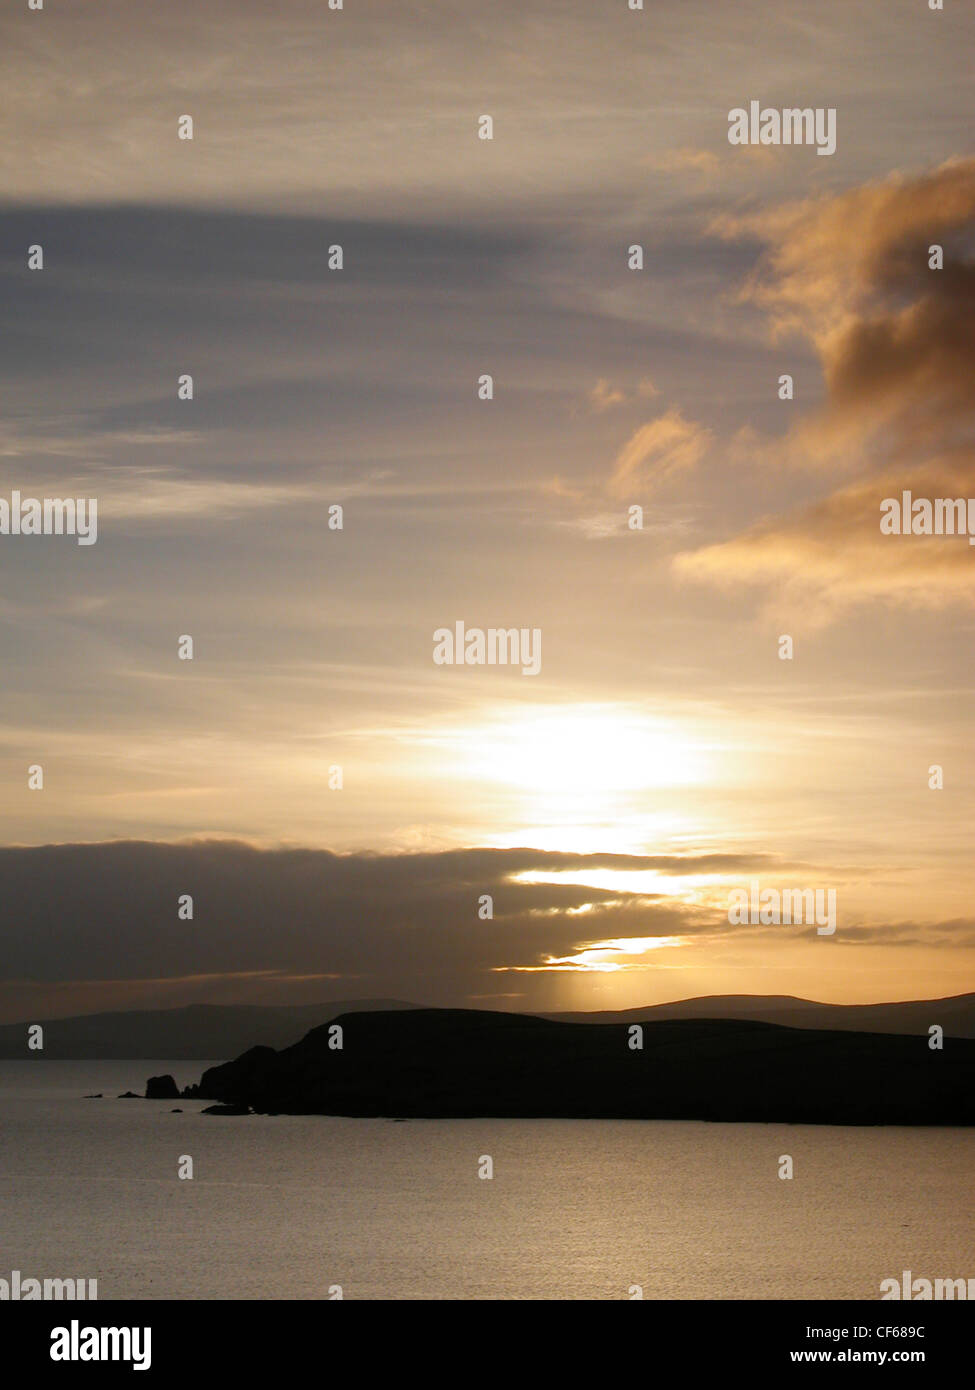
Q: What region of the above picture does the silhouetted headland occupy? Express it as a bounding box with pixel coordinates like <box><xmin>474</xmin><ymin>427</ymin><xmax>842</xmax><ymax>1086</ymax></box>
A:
<box><xmin>181</xmin><ymin>1008</ymin><xmax>975</xmax><ymax>1125</ymax></box>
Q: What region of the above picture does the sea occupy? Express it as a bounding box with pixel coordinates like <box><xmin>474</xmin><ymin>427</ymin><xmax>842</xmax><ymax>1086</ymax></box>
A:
<box><xmin>1</xmin><ymin>1060</ymin><xmax>972</xmax><ymax>1301</ymax></box>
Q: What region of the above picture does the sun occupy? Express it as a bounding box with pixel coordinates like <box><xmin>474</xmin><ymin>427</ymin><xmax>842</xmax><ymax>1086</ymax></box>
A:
<box><xmin>383</xmin><ymin>700</ymin><xmax>718</xmax><ymax>854</ymax></box>
<box><xmin>461</xmin><ymin>703</ymin><xmax>708</xmax><ymax>798</ymax></box>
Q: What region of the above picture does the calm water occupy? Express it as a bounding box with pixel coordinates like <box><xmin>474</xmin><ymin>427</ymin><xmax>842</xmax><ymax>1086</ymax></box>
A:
<box><xmin>1</xmin><ymin>1060</ymin><xmax>973</xmax><ymax>1300</ymax></box>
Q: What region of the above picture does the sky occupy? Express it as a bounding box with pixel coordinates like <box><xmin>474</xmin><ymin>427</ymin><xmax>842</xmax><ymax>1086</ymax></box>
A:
<box><xmin>1</xmin><ymin>0</ymin><xmax>974</xmax><ymax>1022</ymax></box>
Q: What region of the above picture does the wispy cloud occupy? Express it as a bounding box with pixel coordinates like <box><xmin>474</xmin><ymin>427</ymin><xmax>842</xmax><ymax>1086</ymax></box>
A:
<box><xmin>609</xmin><ymin>408</ymin><xmax>711</xmax><ymax>497</ymax></box>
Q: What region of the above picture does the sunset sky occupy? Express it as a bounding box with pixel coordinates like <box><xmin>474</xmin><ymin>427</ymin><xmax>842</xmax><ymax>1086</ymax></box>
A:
<box><xmin>2</xmin><ymin>0</ymin><xmax>974</xmax><ymax>1023</ymax></box>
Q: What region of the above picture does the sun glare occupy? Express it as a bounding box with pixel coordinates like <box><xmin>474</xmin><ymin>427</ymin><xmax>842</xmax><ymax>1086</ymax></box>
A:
<box><xmin>461</xmin><ymin>704</ymin><xmax>708</xmax><ymax>795</ymax></box>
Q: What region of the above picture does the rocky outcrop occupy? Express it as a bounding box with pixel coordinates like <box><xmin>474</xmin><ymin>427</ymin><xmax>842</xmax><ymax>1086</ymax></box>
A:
<box><xmin>145</xmin><ymin>1074</ymin><xmax>180</xmax><ymax>1099</ymax></box>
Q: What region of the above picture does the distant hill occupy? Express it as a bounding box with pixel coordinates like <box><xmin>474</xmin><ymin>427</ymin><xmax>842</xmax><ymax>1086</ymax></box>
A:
<box><xmin>189</xmin><ymin>1007</ymin><xmax>975</xmax><ymax>1125</ymax></box>
<box><xmin>0</xmin><ymin>1000</ymin><xmax>417</xmax><ymax>1059</ymax></box>
<box><xmin>545</xmin><ymin>992</ymin><xmax>975</xmax><ymax>1037</ymax></box>
<box><xmin>3</xmin><ymin>991</ymin><xmax>973</xmax><ymax>1059</ymax></box>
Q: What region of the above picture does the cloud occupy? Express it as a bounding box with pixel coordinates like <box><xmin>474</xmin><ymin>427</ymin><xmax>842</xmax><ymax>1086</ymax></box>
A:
<box><xmin>711</xmin><ymin>157</ymin><xmax>975</xmax><ymax>470</ymax></box>
<box><xmin>714</xmin><ymin>158</ymin><xmax>975</xmax><ymax>337</ymax></box>
<box><xmin>0</xmin><ymin>840</ymin><xmax>963</xmax><ymax>1019</ymax></box>
<box><xmin>675</xmin><ymin>455</ymin><xmax>975</xmax><ymax>624</ymax></box>
<box><xmin>677</xmin><ymin>160</ymin><xmax>975</xmax><ymax>619</ymax></box>
<box><xmin>14</xmin><ymin>0</ymin><xmax>962</xmax><ymax>218</ymax></box>
<box><xmin>0</xmin><ymin>840</ymin><xmax>801</xmax><ymax>1007</ymax></box>
<box><xmin>645</xmin><ymin>148</ymin><xmax>721</xmax><ymax>175</ymax></box>
<box><xmin>609</xmin><ymin>409</ymin><xmax>710</xmax><ymax>497</ymax></box>
<box><xmin>588</xmin><ymin>379</ymin><xmax>627</xmax><ymax>412</ymax></box>
<box><xmin>583</xmin><ymin>378</ymin><xmax>660</xmax><ymax>415</ymax></box>
<box><xmin>558</xmin><ymin>510</ymin><xmax>694</xmax><ymax>542</ymax></box>
<box><xmin>0</xmin><ymin>423</ymin><xmax>202</xmax><ymax>460</ymax></box>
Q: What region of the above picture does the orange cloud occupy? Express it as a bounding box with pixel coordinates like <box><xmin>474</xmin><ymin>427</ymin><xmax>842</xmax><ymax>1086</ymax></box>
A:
<box><xmin>712</xmin><ymin>158</ymin><xmax>975</xmax><ymax>471</ymax></box>
<box><xmin>588</xmin><ymin>379</ymin><xmax>627</xmax><ymax>412</ymax></box>
<box><xmin>609</xmin><ymin>409</ymin><xmax>710</xmax><ymax>497</ymax></box>
<box><xmin>676</xmin><ymin>160</ymin><xmax>975</xmax><ymax>620</ymax></box>
<box><xmin>675</xmin><ymin>454</ymin><xmax>975</xmax><ymax>624</ymax></box>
